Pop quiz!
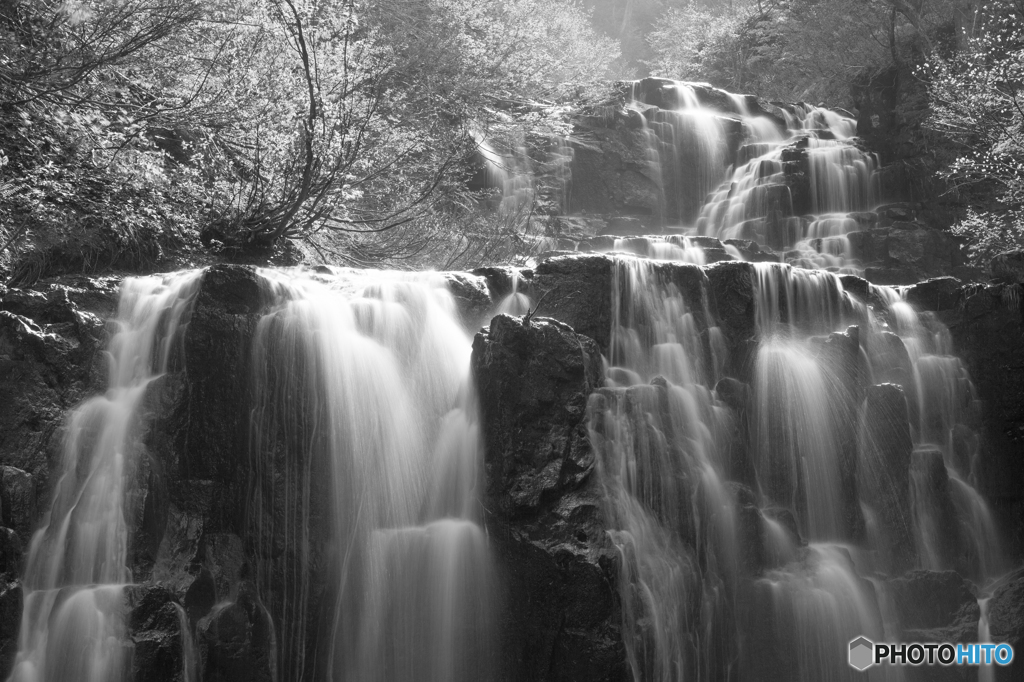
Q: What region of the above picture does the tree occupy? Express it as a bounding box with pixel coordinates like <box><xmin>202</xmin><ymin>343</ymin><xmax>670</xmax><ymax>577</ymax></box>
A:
<box><xmin>924</xmin><ymin>0</ymin><xmax>1024</xmax><ymax>263</ymax></box>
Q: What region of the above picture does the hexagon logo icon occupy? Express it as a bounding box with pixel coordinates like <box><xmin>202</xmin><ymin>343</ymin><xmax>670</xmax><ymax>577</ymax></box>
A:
<box><xmin>849</xmin><ymin>636</ymin><xmax>874</xmax><ymax>671</ymax></box>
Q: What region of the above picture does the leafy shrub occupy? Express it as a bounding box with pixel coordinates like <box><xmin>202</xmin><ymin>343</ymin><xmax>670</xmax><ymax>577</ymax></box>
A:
<box><xmin>950</xmin><ymin>209</ymin><xmax>1024</xmax><ymax>267</ymax></box>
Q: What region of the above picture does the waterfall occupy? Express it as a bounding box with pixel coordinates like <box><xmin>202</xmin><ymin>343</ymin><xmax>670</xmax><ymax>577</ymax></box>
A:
<box><xmin>619</xmin><ymin>80</ymin><xmax>880</xmax><ymax>273</ymax></box>
<box><xmin>248</xmin><ymin>268</ymin><xmax>494</xmax><ymax>682</ymax></box>
<box><xmin>7</xmin><ymin>270</ymin><xmax>203</xmax><ymax>682</ymax></box>
<box><xmin>592</xmin><ymin>255</ymin><xmax>1005</xmax><ymax>680</ymax></box>
<box><xmin>694</xmin><ymin>104</ymin><xmax>878</xmax><ymax>255</ymax></box>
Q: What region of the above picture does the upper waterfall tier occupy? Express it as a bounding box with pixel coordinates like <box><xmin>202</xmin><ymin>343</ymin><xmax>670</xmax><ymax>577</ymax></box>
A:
<box><xmin>536</xmin><ymin>77</ymin><xmax>972</xmax><ymax>284</ymax></box>
<box><xmin>625</xmin><ymin>79</ymin><xmax>879</xmax><ymax>249</ymax></box>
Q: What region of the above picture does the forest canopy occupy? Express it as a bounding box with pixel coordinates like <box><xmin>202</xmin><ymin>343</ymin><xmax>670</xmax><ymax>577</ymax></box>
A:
<box><xmin>0</xmin><ymin>0</ymin><xmax>618</xmax><ymax>277</ymax></box>
<box><xmin>0</xmin><ymin>0</ymin><xmax>1021</xmax><ymax>276</ymax></box>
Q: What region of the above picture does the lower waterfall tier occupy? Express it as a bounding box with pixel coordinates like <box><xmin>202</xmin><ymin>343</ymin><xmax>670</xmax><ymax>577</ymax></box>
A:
<box><xmin>0</xmin><ymin>257</ymin><xmax>1021</xmax><ymax>681</ymax></box>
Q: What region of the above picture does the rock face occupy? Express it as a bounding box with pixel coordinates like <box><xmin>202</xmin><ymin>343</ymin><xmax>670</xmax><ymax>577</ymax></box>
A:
<box><xmin>126</xmin><ymin>585</ymin><xmax>193</xmax><ymax>682</ymax></box>
<box><xmin>990</xmin><ymin>249</ymin><xmax>1024</xmax><ymax>283</ymax></box>
<box><xmin>567</xmin><ymin>115</ymin><xmax>662</xmax><ymax>226</ymax></box>
<box><xmin>889</xmin><ymin>570</ymin><xmax>979</xmax><ymax>641</ymax></box>
<box><xmin>888</xmin><ymin>570</ymin><xmax>980</xmax><ymax>682</ymax></box>
<box><xmin>849</xmin><ymin>222</ymin><xmax>968</xmax><ymax>285</ymax></box>
<box><xmin>197</xmin><ymin>583</ymin><xmax>276</xmax><ymax>682</ymax></box>
<box><xmin>944</xmin><ymin>284</ymin><xmax>1024</xmax><ymax>555</ymax></box>
<box><xmin>988</xmin><ymin>570</ymin><xmax>1024</xmax><ymax>682</ymax></box>
<box><xmin>532</xmin><ymin>255</ymin><xmax>615</xmax><ymax>353</ymax></box>
<box><xmin>472</xmin><ymin>314</ymin><xmax>626</xmax><ymax>682</ymax></box>
<box><xmin>0</xmin><ymin>276</ymin><xmax>119</xmax><ymax>677</ymax></box>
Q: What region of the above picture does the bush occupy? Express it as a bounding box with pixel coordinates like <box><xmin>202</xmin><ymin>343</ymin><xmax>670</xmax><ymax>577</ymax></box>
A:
<box><xmin>950</xmin><ymin>209</ymin><xmax>1024</xmax><ymax>267</ymax></box>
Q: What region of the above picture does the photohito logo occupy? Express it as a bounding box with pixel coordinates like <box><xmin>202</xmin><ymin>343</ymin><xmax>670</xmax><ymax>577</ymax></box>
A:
<box><xmin>849</xmin><ymin>636</ymin><xmax>1014</xmax><ymax>670</ymax></box>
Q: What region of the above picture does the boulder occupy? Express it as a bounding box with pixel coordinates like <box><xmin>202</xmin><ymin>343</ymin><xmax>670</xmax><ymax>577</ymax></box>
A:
<box><xmin>471</xmin><ymin>314</ymin><xmax>626</xmax><ymax>682</ymax></box>
<box><xmin>988</xmin><ymin>569</ymin><xmax>1024</xmax><ymax>682</ymax></box>
<box><xmin>198</xmin><ymin>583</ymin><xmax>275</xmax><ymax>682</ymax></box>
<box><xmin>0</xmin><ymin>581</ymin><xmax>21</xmax><ymax>679</ymax></box>
<box><xmin>905</xmin><ymin>277</ymin><xmax>962</xmax><ymax>312</ymax></box>
<box><xmin>126</xmin><ymin>584</ymin><xmax>190</xmax><ymax>682</ymax></box>
<box><xmin>442</xmin><ymin>272</ymin><xmax>493</xmax><ymax>329</ymax></box>
<box><xmin>0</xmin><ymin>529</ymin><xmax>22</xmax><ymax>579</ymax></box>
<box><xmin>889</xmin><ymin>570</ymin><xmax>979</xmax><ymax>640</ymax></box>
<box><xmin>532</xmin><ymin>255</ymin><xmax>615</xmax><ymax>353</ymax></box>
<box><xmin>474</xmin><ymin>314</ymin><xmax>602</xmax><ymax>515</ymax></box>
<box><xmin>0</xmin><ymin>468</ymin><xmax>35</xmax><ymax>541</ymax></box>
<box><xmin>706</xmin><ymin>262</ymin><xmax>757</xmax><ymax>381</ymax></box>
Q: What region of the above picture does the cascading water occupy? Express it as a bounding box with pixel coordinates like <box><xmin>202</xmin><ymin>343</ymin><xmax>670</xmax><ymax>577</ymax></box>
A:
<box><xmin>589</xmin><ymin>257</ymin><xmax>736</xmax><ymax>681</ymax></box>
<box><xmin>694</xmin><ymin>101</ymin><xmax>878</xmax><ymax>263</ymax></box>
<box><xmin>7</xmin><ymin>270</ymin><xmax>203</xmax><ymax>682</ymax></box>
<box><xmin>631</xmin><ymin>82</ymin><xmax>733</xmax><ymax>226</ymax></box>
<box><xmin>248</xmin><ymin>268</ymin><xmax>494</xmax><ymax>682</ymax></box>
<box><xmin>589</xmin><ymin>255</ymin><xmax>1007</xmax><ymax>681</ymax></box>
<box><xmin>610</xmin><ymin>80</ymin><xmax>882</xmax><ymax>273</ymax></box>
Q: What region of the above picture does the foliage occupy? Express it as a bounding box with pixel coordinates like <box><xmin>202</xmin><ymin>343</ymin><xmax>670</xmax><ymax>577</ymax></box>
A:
<box><xmin>0</xmin><ymin>0</ymin><xmax>619</xmax><ymax>279</ymax></box>
<box><xmin>924</xmin><ymin>1</ymin><xmax>1024</xmax><ymax>210</ymax></box>
<box><xmin>950</xmin><ymin>210</ymin><xmax>1024</xmax><ymax>266</ymax></box>
<box><xmin>921</xmin><ymin>0</ymin><xmax>1024</xmax><ymax>259</ymax></box>
<box><xmin>644</xmin><ymin>0</ymin><xmax>953</xmax><ymax>105</ymax></box>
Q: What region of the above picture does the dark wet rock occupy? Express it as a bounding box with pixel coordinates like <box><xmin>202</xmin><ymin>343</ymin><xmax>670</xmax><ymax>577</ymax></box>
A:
<box><xmin>0</xmin><ymin>279</ymin><xmax>116</xmax><ymax>507</ymax></box>
<box><xmin>947</xmin><ymin>284</ymin><xmax>1024</xmax><ymax>554</ymax></box>
<box><xmin>706</xmin><ymin>262</ymin><xmax>756</xmax><ymax>381</ymax></box>
<box><xmin>889</xmin><ymin>570</ymin><xmax>979</xmax><ymax>642</ymax></box>
<box><xmin>472</xmin><ymin>266</ymin><xmax>527</xmax><ymax>300</ymax></box>
<box><xmin>867</xmin><ymin>332</ymin><xmax>915</xmax><ymax>396</ymax></box>
<box><xmin>201</xmin><ymin>533</ymin><xmax>246</xmax><ymax>602</ymax></box>
<box><xmin>170</xmin><ymin>264</ymin><xmax>260</xmax><ymax>488</ymax></box>
<box><xmin>199</xmin><ymin>582</ymin><xmax>275</xmax><ymax>682</ymax></box>
<box><xmin>988</xmin><ymin>569</ymin><xmax>1024</xmax><ymax>682</ymax></box>
<box><xmin>911</xmin><ymin>449</ymin><xmax>977</xmax><ymax>577</ymax></box>
<box><xmin>472</xmin><ymin>313</ymin><xmax>625</xmax><ymax>682</ymax></box>
<box><xmin>861</xmin><ymin>384</ymin><xmax>915</xmax><ymax>573</ymax></box>
<box><xmin>443</xmin><ymin>272</ymin><xmax>493</xmax><ymax>329</ymax></box>
<box><xmin>724</xmin><ymin>239</ymin><xmax>780</xmax><ymax>263</ymax></box>
<box><xmin>532</xmin><ymin>255</ymin><xmax>615</xmax><ymax>353</ymax></box>
<box><xmin>991</xmin><ymin>250</ymin><xmax>1024</xmax><ymax>283</ymax></box>
<box><xmin>184</xmin><ymin>567</ymin><xmax>217</xmax><ymax>626</ymax></box>
<box><xmin>905</xmin><ymin>276</ymin><xmax>962</xmax><ymax>312</ymax></box>
<box><xmin>601</xmin><ymin>216</ymin><xmax>649</xmax><ymax>236</ymax></box>
<box><xmin>0</xmin><ymin>468</ymin><xmax>35</xmax><ymax>541</ymax></box>
<box><xmin>0</xmin><ymin>529</ymin><xmax>22</xmax><ymax>579</ymax></box>
<box><xmin>716</xmin><ymin>378</ymin><xmax>753</xmax><ymax>485</ymax></box>
<box><xmin>737</xmin><ymin>578</ymin><xmax>798</xmax><ymax>682</ymax></box>
<box><xmin>715</xmin><ymin>377</ymin><xmax>749</xmax><ymax>412</ymax></box>
<box><xmin>762</xmin><ymin>506</ymin><xmax>803</xmax><ymax>548</ymax></box>
<box><xmin>876</xmin><ymin>203</ymin><xmax>916</xmax><ymax>225</ymax></box>
<box><xmin>126</xmin><ymin>584</ymin><xmax>190</xmax><ymax>682</ymax></box>
<box><xmin>735</xmin><ymin>487</ymin><xmax>766</xmax><ymax>575</ymax></box>
<box><xmin>838</xmin><ymin>273</ymin><xmax>870</xmax><ymax>302</ymax></box>
<box><xmin>849</xmin><ymin>227</ymin><xmax>964</xmax><ymax>285</ymax></box>
<box><xmin>125</xmin><ymin>265</ymin><xmax>263</xmax><ymax>588</ymax></box>
<box><xmin>0</xmin><ymin>581</ymin><xmax>21</xmax><ymax>679</ymax></box>
<box><xmin>848</xmin><ymin>211</ymin><xmax>878</xmax><ymax>226</ymax></box>
<box><xmin>815</xmin><ymin>326</ymin><xmax>866</xmax><ymax>540</ymax></box>
<box><xmin>567</xmin><ymin>120</ymin><xmax>661</xmax><ymax>220</ymax></box>
<box><xmin>473</xmin><ymin>314</ymin><xmax>602</xmax><ymax>515</ymax></box>
<box><xmin>950</xmin><ymin>424</ymin><xmax>979</xmax><ymax>481</ymax></box>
